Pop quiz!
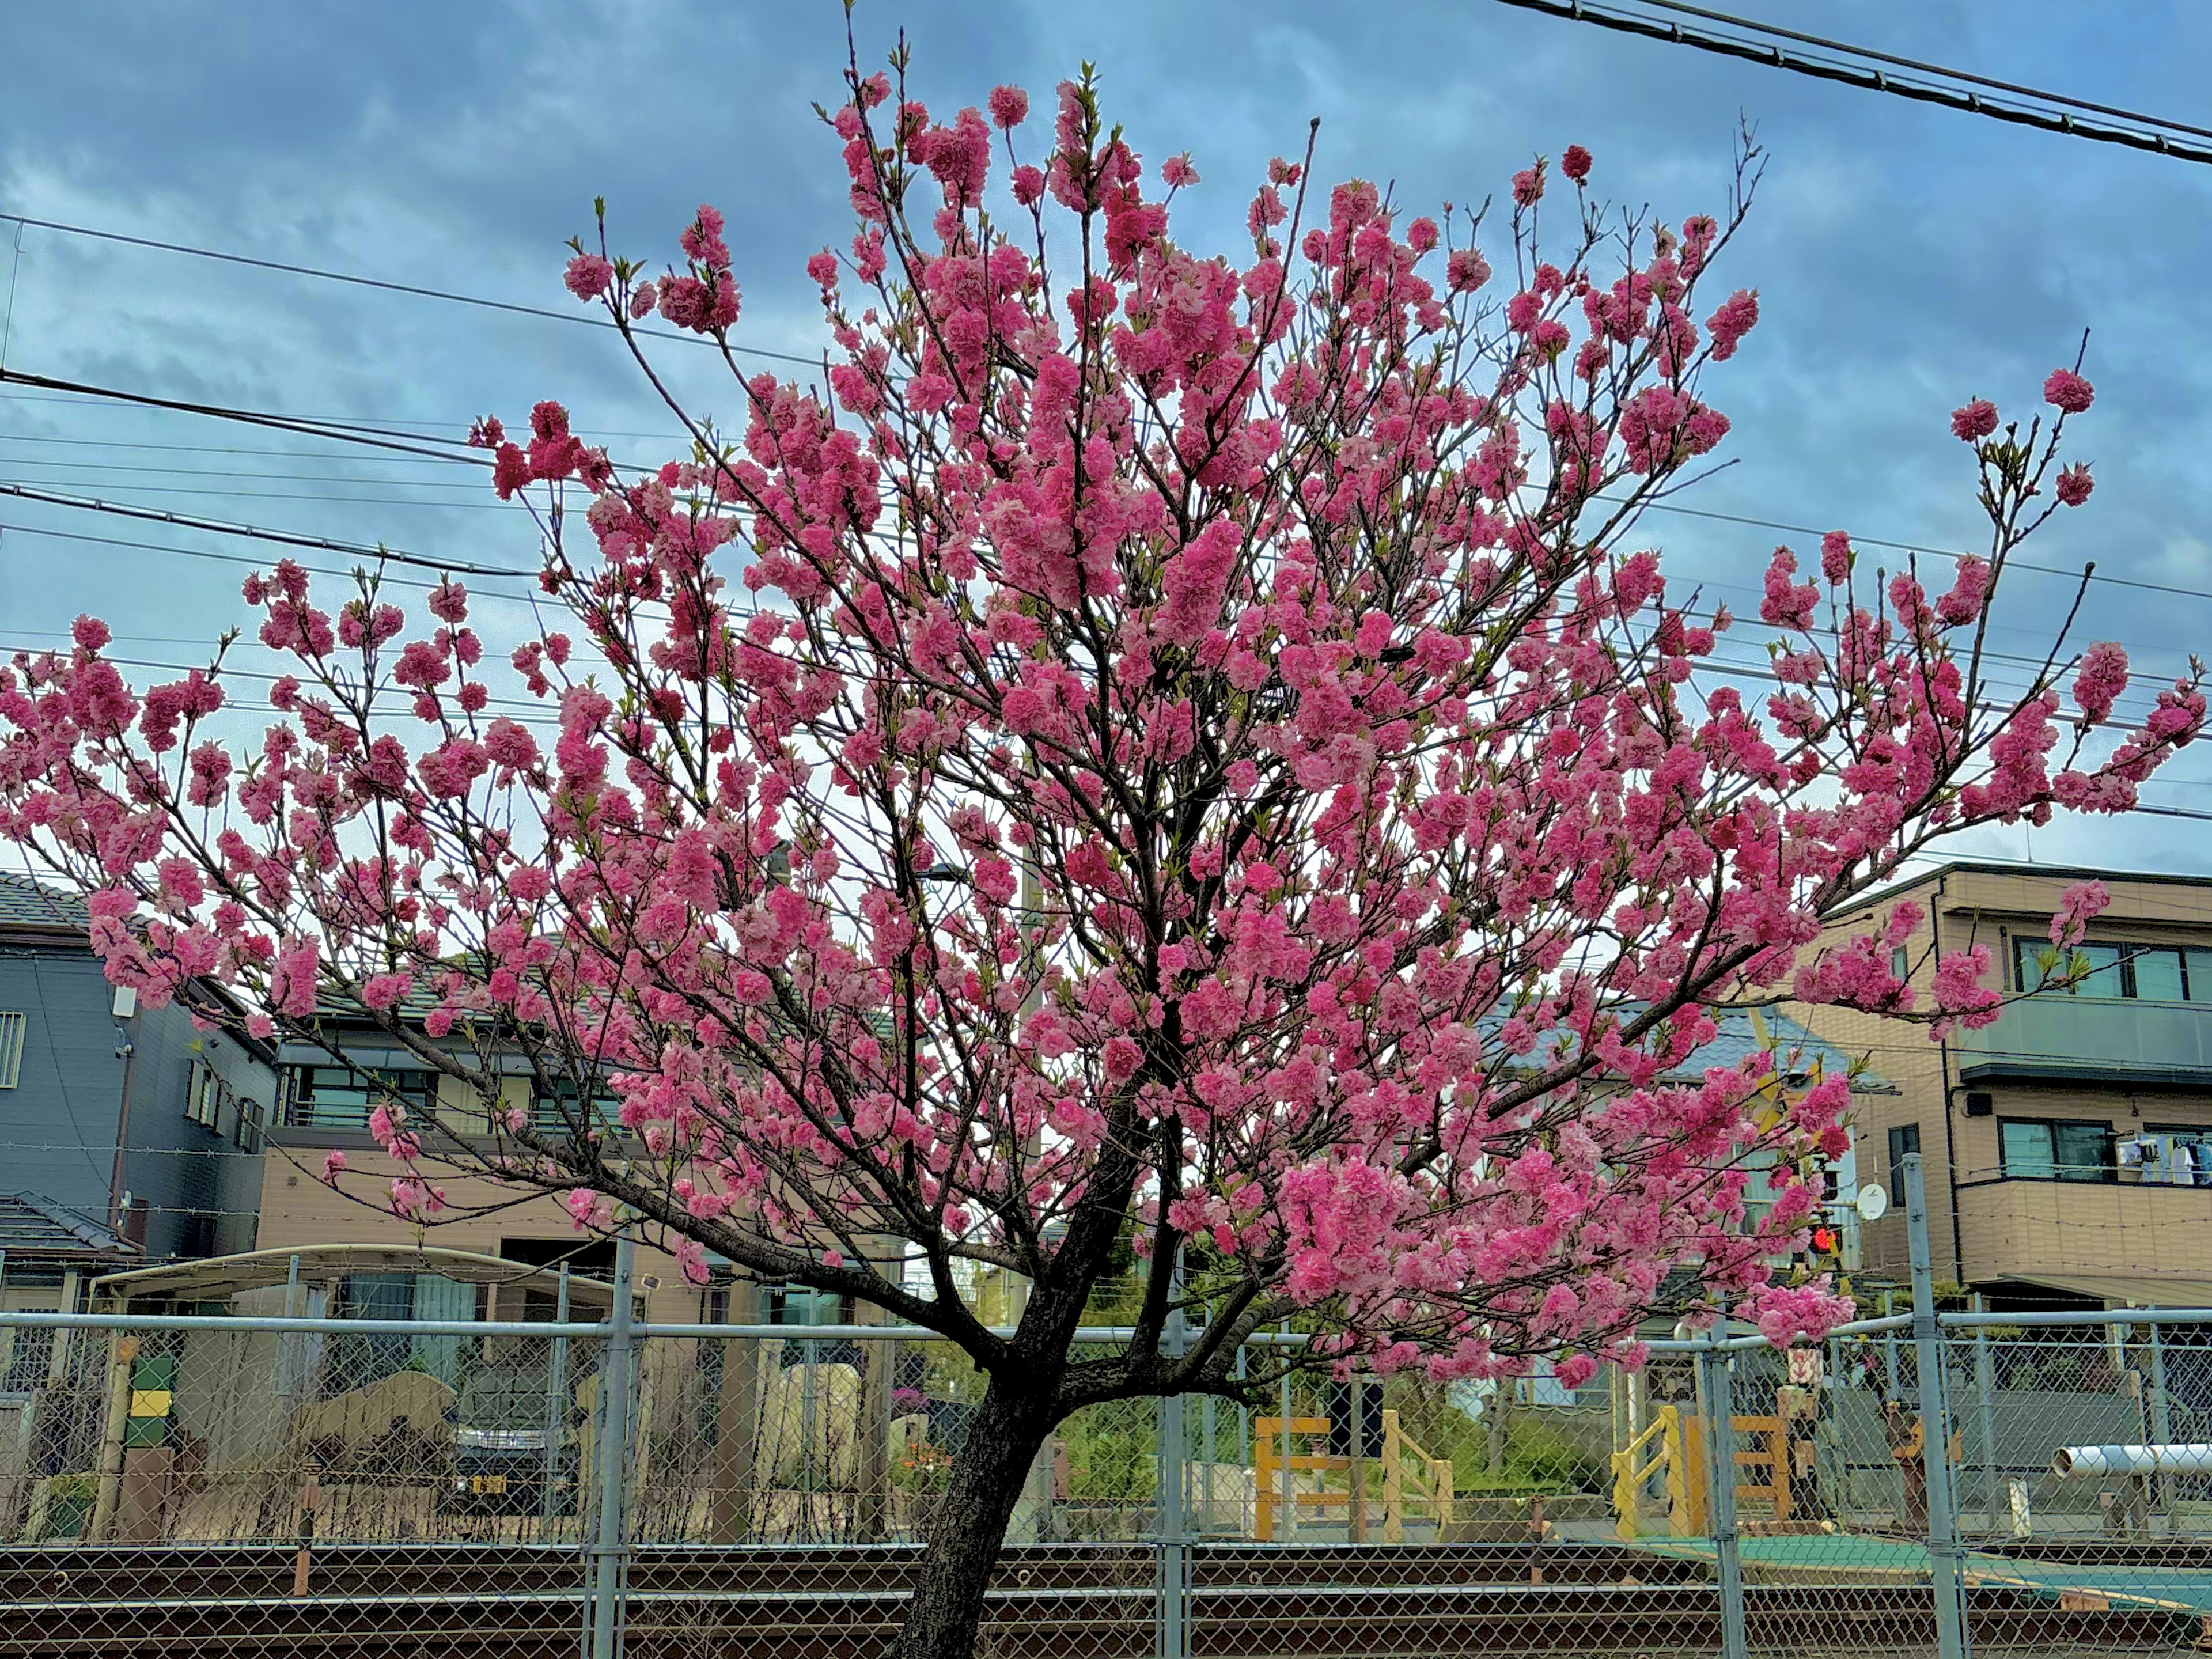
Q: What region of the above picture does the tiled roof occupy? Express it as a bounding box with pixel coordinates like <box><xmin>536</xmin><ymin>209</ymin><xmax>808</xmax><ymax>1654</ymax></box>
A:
<box><xmin>1677</xmin><ymin>1007</ymin><xmax>1895</xmax><ymax>1093</ymax></box>
<box><xmin>0</xmin><ymin>1192</ymin><xmax>135</xmax><ymax>1262</ymax></box>
<box><xmin>0</xmin><ymin>872</ymin><xmax>88</xmax><ymax>933</ymax></box>
<box><xmin>1499</xmin><ymin>1004</ymin><xmax>1895</xmax><ymax>1094</ymax></box>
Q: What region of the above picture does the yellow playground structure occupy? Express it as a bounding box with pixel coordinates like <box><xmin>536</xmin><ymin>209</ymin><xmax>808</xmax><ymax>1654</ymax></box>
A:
<box><xmin>1253</xmin><ymin>1410</ymin><xmax>1456</xmax><ymax>1542</ymax></box>
<box><xmin>1610</xmin><ymin>1404</ymin><xmax>1796</xmax><ymax>1537</ymax></box>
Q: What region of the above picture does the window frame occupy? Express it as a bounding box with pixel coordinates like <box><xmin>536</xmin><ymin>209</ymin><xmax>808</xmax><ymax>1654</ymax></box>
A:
<box><xmin>185</xmin><ymin>1061</ymin><xmax>231</xmax><ymax>1130</ymax></box>
<box><xmin>286</xmin><ymin>1065</ymin><xmax>435</xmax><ymax>1130</ymax></box>
<box><xmin>529</xmin><ymin>1078</ymin><xmax>623</xmax><ymax>1138</ymax></box>
<box><xmin>1887</xmin><ymin>1123</ymin><xmax>1921</xmax><ymax>1205</ymax></box>
<box><xmin>0</xmin><ymin>1011</ymin><xmax>25</xmax><ymax>1090</ymax></box>
<box><xmin>1997</xmin><ymin>1115</ymin><xmax>2115</xmax><ymax>1184</ymax></box>
<box><xmin>2013</xmin><ymin>937</ymin><xmax>2199</xmax><ymax>1002</ymax></box>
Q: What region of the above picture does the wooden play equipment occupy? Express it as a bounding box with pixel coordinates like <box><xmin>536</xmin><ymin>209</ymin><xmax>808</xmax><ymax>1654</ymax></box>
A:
<box><xmin>1254</xmin><ymin>1410</ymin><xmax>1454</xmax><ymax>1541</ymax></box>
<box><xmin>1610</xmin><ymin>1404</ymin><xmax>1791</xmax><ymax>1538</ymax></box>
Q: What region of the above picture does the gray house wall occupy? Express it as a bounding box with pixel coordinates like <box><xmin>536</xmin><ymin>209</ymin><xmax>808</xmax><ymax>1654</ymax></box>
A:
<box><xmin>0</xmin><ymin>940</ymin><xmax>274</xmax><ymax>1261</ymax></box>
<box><xmin>122</xmin><ymin>994</ymin><xmax>275</xmax><ymax>1259</ymax></box>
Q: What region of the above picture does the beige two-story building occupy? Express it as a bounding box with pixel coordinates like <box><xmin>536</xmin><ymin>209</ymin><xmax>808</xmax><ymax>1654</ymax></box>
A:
<box><xmin>1795</xmin><ymin>859</ymin><xmax>2212</xmax><ymax>1310</ymax></box>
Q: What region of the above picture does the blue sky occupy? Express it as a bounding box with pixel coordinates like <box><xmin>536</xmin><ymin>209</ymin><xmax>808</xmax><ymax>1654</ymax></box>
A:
<box><xmin>3</xmin><ymin>0</ymin><xmax>2210</xmax><ymax>874</ymax></box>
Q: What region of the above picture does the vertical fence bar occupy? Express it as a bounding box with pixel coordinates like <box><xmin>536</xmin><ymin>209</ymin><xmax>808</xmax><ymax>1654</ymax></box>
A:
<box><xmin>587</xmin><ymin>1239</ymin><xmax>636</xmax><ymax>1659</ymax></box>
<box><xmin>2145</xmin><ymin>1310</ymin><xmax>2172</xmax><ymax>1527</ymax></box>
<box><xmin>1157</xmin><ymin>1292</ymin><xmax>1190</xmax><ymax>1659</ymax></box>
<box><xmin>1904</xmin><ymin>1155</ymin><xmax>1969</xmax><ymax>1659</ymax></box>
<box><xmin>541</xmin><ymin>1264</ymin><xmax>570</xmax><ymax>1534</ymax></box>
<box><xmin>1698</xmin><ymin>1321</ymin><xmax>1748</xmax><ymax>1659</ymax></box>
<box><xmin>1882</xmin><ymin>1289</ymin><xmax>1899</xmax><ymax>1399</ymax></box>
<box><xmin>1279</xmin><ymin>1324</ymin><xmax>1296</xmax><ymax>1543</ymax></box>
<box><xmin>1971</xmin><ymin>1294</ymin><xmax>1997</xmax><ymax>1537</ymax></box>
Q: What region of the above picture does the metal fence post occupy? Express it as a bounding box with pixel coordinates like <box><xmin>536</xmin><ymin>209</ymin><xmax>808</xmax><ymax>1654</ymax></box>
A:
<box><xmin>2145</xmin><ymin>1309</ymin><xmax>2173</xmax><ymax>1527</ymax></box>
<box><xmin>1157</xmin><ymin>1291</ymin><xmax>1190</xmax><ymax>1659</ymax></box>
<box><xmin>587</xmin><ymin>1238</ymin><xmax>636</xmax><ymax>1659</ymax></box>
<box><xmin>1278</xmin><ymin>1324</ymin><xmax>1297</xmax><ymax>1543</ymax></box>
<box><xmin>541</xmin><ymin>1263</ymin><xmax>571</xmax><ymax>1536</ymax></box>
<box><xmin>1971</xmin><ymin>1294</ymin><xmax>1997</xmax><ymax>1537</ymax></box>
<box><xmin>1904</xmin><ymin>1155</ymin><xmax>1969</xmax><ymax>1659</ymax></box>
<box><xmin>1698</xmin><ymin>1322</ymin><xmax>1748</xmax><ymax>1659</ymax></box>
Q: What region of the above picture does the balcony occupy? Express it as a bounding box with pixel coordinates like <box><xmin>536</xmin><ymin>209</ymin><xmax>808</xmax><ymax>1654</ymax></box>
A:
<box><xmin>1956</xmin><ymin>1174</ymin><xmax>2212</xmax><ymax>1289</ymax></box>
<box><xmin>1955</xmin><ymin>995</ymin><xmax>2212</xmax><ymax>1088</ymax></box>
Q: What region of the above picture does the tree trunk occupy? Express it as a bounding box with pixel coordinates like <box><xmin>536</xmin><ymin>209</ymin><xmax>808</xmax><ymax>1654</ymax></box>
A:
<box><xmin>889</xmin><ymin>1374</ymin><xmax>1058</xmax><ymax>1659</ymax></box>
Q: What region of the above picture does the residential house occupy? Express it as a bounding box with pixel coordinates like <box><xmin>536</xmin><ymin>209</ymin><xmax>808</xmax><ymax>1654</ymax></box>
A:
<box><xmin>0</xmin><ymin>872</ymin><xmax>275</xmax><ymax>1292</ymax></box>
<box><xmin>255</xmin><ymin>1002</ymin><xmax>732</xmax><ymax>1324</ymax></box>
<box><xmin>1793</xmin><ymin>859</ymin><xmax>2212</xmax><ymax>1309</ymax></box>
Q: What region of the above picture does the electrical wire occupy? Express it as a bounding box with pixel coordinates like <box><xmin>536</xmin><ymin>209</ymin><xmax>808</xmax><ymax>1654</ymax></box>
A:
<box><xmin>1487</xmin><ymin>0</ymin><xmax>2212</xmax><ymax>165</ymax></box>
<box><xmin>1635</xmin><ymin>497</ymin><xmax>2212</xmax><ymax>609</ymax></box>
<box><xmin>0</xmin><ymin>521</ymin><xmax>540</xmax><ymax>601</ymax></box>
<box><xmin>0</xmin><ymin>482</ymin><xmax>540</xmax><ymax>577</ymax></box>
<box><xmin>0</xmin><ymin>638</ymin><xmax>566</xmax><ymax>728</ymax></box>
<box><xmin>6</xmin><ymin>461</ymin><xmax>495</xmax><ymax>488</ymax></box>
<box><xmin>1628</xmin><ymin>0</ymin><xmax>2212</xmax><ymax>143</ymax></box>
<box><xmin>0</xmin><ymin>438</ymin><xmax>478</xmax><ymax>467</ymax></box>
<box><xmin>4</xmin><ymin>478</ymin><xmax>519</xmax><ymax>512</ymax></box>
<box><xmin>0</xmin><ymin>213</ymin><xmax>827</xmax><ymax>370</ymax></box>
<box><xmin>1</xmin><ymin>400</ymin><xmax>688</xmax><ymax>443</ymax></box>
<box><xmin>0</xmin><ymin>368</ymin><xmax>485</xmax><ymax>463</ymax></box>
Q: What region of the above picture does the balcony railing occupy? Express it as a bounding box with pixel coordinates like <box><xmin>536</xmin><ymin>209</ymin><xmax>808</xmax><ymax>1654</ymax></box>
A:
<box><xmin>1955</xmin><ymin>994</ymin><xmax>2212</xmax><ymax>1084</ymax></box>
<box><xmin>1955</xmin><ymin>1172</ymin><xmax>2212</xmax><ymax>1286</ymax></box>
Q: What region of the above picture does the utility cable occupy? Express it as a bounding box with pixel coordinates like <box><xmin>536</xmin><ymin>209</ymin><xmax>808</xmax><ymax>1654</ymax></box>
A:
<box><xmin>1631</xmin><ymin>0</ymin><xmax>2212</xmax><ymax>143</ymax></box>
<box><xmin>0</xmin><ymin>368</ymin><xmax>484</xmax><ymax>463</ymax></box>
<box><xmin>0</xmin><ymin>482</ymin><xmax>538</xmax><ymax>578</ymax></box>
<box><xmin>1487</xmin><ymin>0</ymin><xmax>2212</xmax><ymax>165</ymax></box>
<box><xmin>0</xmin><ymin>214</ymin><xmax>826</xmax><ymax>370</ymax></box>
<box><xmin>0</xmin><ymin>521</ymin><xmax>544</xmax><ymax>600</ymax></box>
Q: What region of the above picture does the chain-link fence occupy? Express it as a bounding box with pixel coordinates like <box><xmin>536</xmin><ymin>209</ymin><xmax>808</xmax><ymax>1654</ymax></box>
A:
<box><xmin>6</xmin><ymin>1252</ymin><xmax>2212</xmax><ymax>1651</ymax></box>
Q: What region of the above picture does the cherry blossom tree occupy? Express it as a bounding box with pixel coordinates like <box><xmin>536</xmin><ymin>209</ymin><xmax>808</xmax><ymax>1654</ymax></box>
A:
<box><xmin>0</xmin><ymin>37</ymin><xmax>2196</xmax><ymax>1659</ymax></box>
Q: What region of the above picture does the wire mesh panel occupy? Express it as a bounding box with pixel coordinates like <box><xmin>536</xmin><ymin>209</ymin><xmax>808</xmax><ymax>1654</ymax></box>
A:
<box><xmin>1946</xmin><ymin>1319</ymin><xmax>2212</xmax><ymax>1655</ymax></box>
<box><xmin>11</xmin><ymin>1309</ymin><xmax>2212</xmax><ymax>1658</ymax></box>
<box><xmin>0</xmin><ymin>1312</ymin><xmax>603</xmax><ymax>1658</ymax></box>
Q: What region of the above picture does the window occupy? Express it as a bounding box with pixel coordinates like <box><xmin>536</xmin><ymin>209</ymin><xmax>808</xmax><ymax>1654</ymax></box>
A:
<box><xmin>2014</xmin><ymin>938</ymin><xmax>2199</xmax><ymax>1001</ymax></box>
<box><xmin>1887</xmin><ymin>1123</ymin><xmax>1921</xmax><ymax>1205</ymax></box>
<box><xmin>286</xmin><ymin>1066</ymin><xmax>433</xmax><ymax>1130</ymax></box>
<box><xmin>1891</xmin><ymin>946</ymin><xmax>1910</xmax><ymax>982</ymax></box>
<box><xmin>1</xmin><ymin>1326</ymin><xmax>53</xmax><ymax>1393</ymax></box>
<box><xmin>0</xmin><ymin>1012</ymin><xmax>24</xmax><ymax>1089</ymax></box>
<box><xmin>185</xmin><ymin>1062</ymin><xmax>231</xmax><ymax>1130</ymax></box>
<box><xmin>234</xmin><ymin>1096</ymin><xmax>265</xmax><ymax>1153</ymax></box>
<box><xmin>530</xmin><ymin>1080</ymin><xmax>623</xmax><ymax>1137</ymax></box>
<box><xmin>768</xmin><ymin>1282</ymin><xmax>859</xmax><ymax>1369</ymax></box>
<box><xmin>1999</xmin><ymin>1118</ymin><xmax>2113</xmax><ymax>1182</ymax></box>
<box><xmin>2136</xmin><ymin>950</ymin><xmax>2187</xmax><ymax>1002</ymax></box>
<box><xmin>767</xmin><ymin>1283</ymin><xmax>851</xmax><ymax>1326</ymax></box>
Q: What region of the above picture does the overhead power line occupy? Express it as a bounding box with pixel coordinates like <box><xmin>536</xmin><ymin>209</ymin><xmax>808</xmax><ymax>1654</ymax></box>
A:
<box><xmin>0</xmin><ymin>214</ymin><xmax>827</xmax><ymax>370</ymax></box>
<box><xmin>0</xmin><ymin>482</ymin><xmax>539</xmax><ymax>579</ymax></box>
<box><xmin>0</xmin><ymin>458</ymin><xmax>484</xmax><ymax>484</ymax></box>
<box><xmin>0</xmin><ymin>434</ymin><xmax>476</xmax><ymax>466</ymax></box>
<box><xmin>0</xmin><ymin>521</ymin><xmax>537</xmax><ymax>600</ymax></box>
<box><xmin>1489</xmin><ymin>0</ymin><xmax>2212</xmax><ymax>165</ymax></box>
<box><xmin>4</xmin><ymin>478</ymin><xmax>516</xmax><ymax>512</ymax></box>
<box><xmin>1633</xmin><ymin>0</ymin><xmax>2212</xmax><ymax>142</ymax></box>
<box><xmin>0</xmin><ymin>368</ymin><xmax>483</xmax><ymax>463</ymax></box>
<box><xmin>1633</xmin><ymin>497</ymin><xmax>2212</xmax><ymax>610</ymax></box>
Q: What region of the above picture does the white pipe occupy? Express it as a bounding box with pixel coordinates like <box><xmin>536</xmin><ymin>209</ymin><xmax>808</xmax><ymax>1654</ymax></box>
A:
<box><xmin>2051</xmin><ymin>1444</ymin><xmax>2212</xmax><ymax>1476</ymax></box>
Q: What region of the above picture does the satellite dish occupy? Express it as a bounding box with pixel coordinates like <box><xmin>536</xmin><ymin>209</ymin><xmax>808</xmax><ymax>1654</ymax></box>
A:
<box><xmin>1855</xmin><ymin>1185</ymin><xmax>1890</xmax><ymax>1222</ymax></box>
